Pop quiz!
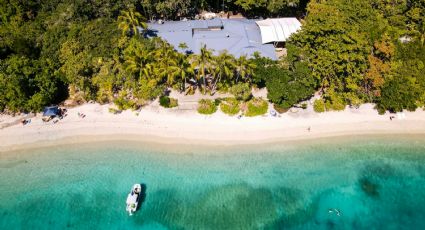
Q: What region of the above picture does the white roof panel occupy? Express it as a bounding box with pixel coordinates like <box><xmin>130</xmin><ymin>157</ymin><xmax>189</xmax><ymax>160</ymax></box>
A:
<box><xmin>256</xmin><ymin>18</ymin><xmax>302</xmax><ymax>44</ymax></box>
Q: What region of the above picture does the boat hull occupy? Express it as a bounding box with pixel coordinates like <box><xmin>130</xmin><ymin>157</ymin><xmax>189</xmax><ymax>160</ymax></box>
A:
<box><xmin>126</xmin><ymin>184</ymin><xmax>142</xmax><ymax>215</ymax></box>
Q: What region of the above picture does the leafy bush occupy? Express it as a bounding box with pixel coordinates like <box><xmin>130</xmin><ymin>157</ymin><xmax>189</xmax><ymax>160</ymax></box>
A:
<box><xmin>252</xmin><ymin>53</ymin><xmax>277</xmax><ymax>87</ymax></box>
<box><xmin>159</xmin><ymin>96</ymin><xmax>178</xmax><ymax>108</ymax></box>
<box><xmin>376</xmin><ymin>75</ymin><xmax>420</xmax><ymax>114</ymax></box>
<box><xmin>214</xmin><ymin>98</ymin><xmax>222</xmax><ymax>106</ymax></box>
<box><xmin>108</xmin><ymin>107</ymin><xmax>121</xmax><ymax>114</ymax></box>
<box><xmin>325</xmin><ymin>94</ymin><xmax>346</xmax><ymax>111</ymax></box>
<box><xmin>274</xmin><ymin>104</ymin><xmax>289</xmax><ymax>114</ymax></box>
<box><xmin>137</xmin><ymin>79</ymin><xmax>164</xmax><ymax>101</ymax></box>
<box><xmin>197</xmin><ymin>99</ymin><xmax>217</xmax><ymax>115</ymax></box>
<box><xmin>114</xmin><ymin>98</ymin><xmax>135</xmax><ymax>110</ymax></box>
<box><xmin>266</xmin><ymin>67</ymin><xmax>315</xmax><ymax>110</ymax></box>
<box><xmin>245</xmin><ymin>98</ymin><xmax>268</xmax><ymax>117</ymax></box>
<box><xmin>313</xmin><ymin>99</ymin><xmax>325</xmax><ymax>113</ymax></box>
<box><xmin>220</xmin><ymin>98</ymin><xmax>240</xmax><ymax>116</ymax></box>
<box><xmin>229</xmin><ymin>83</ymin><xmax>252</xmax><ymax>101</ymax></box>
<box><xmin>169</xmin><ymin>98</ymin><xmax>178</xmax><ymax>108</ymax></box>
<box><xmin>114</xmin><ymin>92</ymin><xmax>136</xmax><ymax>110</ymax></box>
<box><xmin>300</xmin><ymin>103</ymin><xmax>308</xmax><ymax>109</ymax></box>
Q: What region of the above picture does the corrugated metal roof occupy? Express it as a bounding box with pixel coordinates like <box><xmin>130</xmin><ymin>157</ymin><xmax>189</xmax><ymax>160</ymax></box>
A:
<box><xmin>146</xmin><ymin>18</ymin><xmax>277</xmax><ymax>60</ymax></box>
<box><xmin>206</xmin><ymin>18</ymin><xmax>223</xmax><ymax>28</ymax></box>
<box><xmin>191</xmin><ymin>20</ymin><xmax>208</xmax><ymax>29</ymax></box>
<box><xmin>256</xmin><ymin>18</ymin><xmax>301</xmax><ymax>44</ymax></box>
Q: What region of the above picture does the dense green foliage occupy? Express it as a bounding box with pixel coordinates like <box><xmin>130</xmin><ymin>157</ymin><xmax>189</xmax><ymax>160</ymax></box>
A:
<box><xmin>159</xmin><ymin>95</ymin><xmax>178</xmax><ymax>108</ymax></box>
<box><xmin>197</xmin><ymin>99</ymin><xmax>217</xmax><ymax>114</ymax></box>
<box><xmin>0</xmin><ymin>1</ymin><xmax>256</xmax><ymax>113</ymax></box>
<box><xmin>289</xmin><ymin>0</ymin><xmax>425</xmax><ymax>112</ymax></box>
<box><xmin>220</xmin><ymin>97</ymin><xmax>240</xmax><ymax>115</ymax></box>
<box><xmin>1</xmin><ymin>0</ymin><xmax>424</xmax><ymax>114</ymax></box>
<box><xmin>140</xmin><ymin>0</ymin><xmax>307</xmax><ymax>19</ymax></box>
<box><xmin>0</xmin><ymin>1</ymin><xmax>133</xmax><ymax>112</ymax></box>
<box><xmin>376</xmin><ymin>75</ymin><xmax>420</xmax><ymax>114</ymax></box>
<box><xmin>313</xmin><ymin>99</ymin><xmax>325</xmax><ymax>113</ymax></box>
<box><xmin>232</xmin><ymin>0</ymin><xmax>307</xmax><ymax>17</ymax></box>
<box><xmin>244</xmin><ymin>98</ymin><xmax>268</xmax><ymax>117</ymax></box>
<box><xmin>253</xmin><ymin>46</ymin><xmax>316</xmax><ymax>110</ymax></box>
<box><xmin>229</xmin><ymin>83</ymin><xmax>251</xmax><ymax>101</ymax></box>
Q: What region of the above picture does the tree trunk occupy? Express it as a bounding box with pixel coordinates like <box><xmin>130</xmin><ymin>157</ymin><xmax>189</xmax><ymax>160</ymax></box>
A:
<box><xmin>211</xmin><ymin>74</ymin><xmax>221</xmax><ymax>95</ymax></box>
<box><xmin>203</xmin><ymin>75</ymin><xmax>207</xmax><ymax>95</ymax></box>
<box><xmin>183</xmin><ymin>77</ymin><xmax>186</xmax><ymax>93</ymax></box>
<box><xmin>201</xmin><ymin>67</ymin><xmax>207</xmax><ymax>95</ymax></box>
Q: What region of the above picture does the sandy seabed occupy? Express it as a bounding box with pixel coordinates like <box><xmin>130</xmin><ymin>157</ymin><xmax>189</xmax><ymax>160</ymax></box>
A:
<box><xmin>1</xmin><ymin>102</ymin><xmax>425</xmax><ymax>152</ymax></box>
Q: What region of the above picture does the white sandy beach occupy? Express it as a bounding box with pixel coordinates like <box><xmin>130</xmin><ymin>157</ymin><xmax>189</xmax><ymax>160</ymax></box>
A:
<box><xmin>1</xmin><ymin>92</ymin><xmax>425</xmax><ymax>152</ymax></box>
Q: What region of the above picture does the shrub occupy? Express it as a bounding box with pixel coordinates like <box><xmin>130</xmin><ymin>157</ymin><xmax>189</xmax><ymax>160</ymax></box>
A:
<box><xmin>114</xmin><ymin>96</ymin><xmax>136</xmax><ymax>110</ymax></box>
<box><xmin>137</xmin><ymin>79</ymin><xmax>164</xmax><ymax>100</ymax></box>
<box><xmin>108</xmin><ymin>107</ymin><xmax>121</xmax><ymax>114</ymax></box>
<box><xmin>159</xmin><ymin>96</ymin><xmax>178</xmax><ymax>108</ymax></box>
<box><xmin>325</xmin><ymin>97</ymin><xmax>346</xmax><ymax>111</ymax></box>
<box><xmin>300</xmin><ymin>103</ymin><xmax>308</xmax><ymax>109</ymax></box>
<box><xmin>229</xmin><ymin>83</ymin><xmax>252</xmax><ymax>101</ymax></box>
<box><xmin>220</xmin><ymin>98</ymin><xmax>240</xmax><ymax>116</ymax></box>
<box><xmin>418</xmin><ymin>94</ymin><xmax>425</xmax><ymax>109</ymax></box>
<box><xmin>197</xmin><ymin>99</ymin><xmax>217</xmax><ymax>115</ymax></box>
<box><xmin>313</xmin><ymin>99</ymin><xmax>325</xmax><ymax>113</ymax></box>
<box><xmin>159</xmin><ymin>96</ymin><xmax>169</xmax><ymax>106</ymax></box>
<box><xmin>214</xmin><ymin>98</ymin><xmax>222</xmax><ymax>106</ymax></box>
<box><xmin>169</xmin><ymin>98</ymin><xmax>178</xmax><ymax>108</ymax></box>
<box><xmin>262</xmin><ymin>60</ymin><xmax>315</xmax><ymax>110</ymax></box>
<box><xmin>376</xmin><ymin>75</ymin><xmax>421</xmax><ymax>114</ymax></box>
<box><xmin>274</xmin><ymin>104</ymin><xmax>289</xmax><ymax>113</ymax></box>
<box><xmin>323</xmin><ymin>90</ymin><xmax>346</xmax><ymax>111</ymax></box>
<box><xmin>245</xmin><ymin>98</ymin><xmax>268</xmax><ymax>117</ymax></box>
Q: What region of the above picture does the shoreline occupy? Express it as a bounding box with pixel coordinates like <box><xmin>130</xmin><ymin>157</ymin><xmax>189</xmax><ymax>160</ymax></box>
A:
<box><xmin>2</xmin><ymin>132</ymin><xmax>425</xmax><ymax>154</ymax></box>
<box><xmin>1</xmin><ymin>102</ymin><xmax>425</xmax><ymax>152</ymax></box>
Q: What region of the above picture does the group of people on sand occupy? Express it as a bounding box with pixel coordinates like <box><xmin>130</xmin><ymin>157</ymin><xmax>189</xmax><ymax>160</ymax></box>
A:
<box><xmin>21</xmin><ymin>118</ymin><xmax>31</xmax><ymax>125</ymax></box>
<box><xmin>22</xmin><ymin>108</ymin><xmax>89</xmax><ymax>125</ymax></box>
<box><xmin>52</xmin><ymin>108</ymin><xmax>68</xmax><ymax>123</ymax></box>
<box><xmin>23</xmin><ymin>108</ymin><xmax>90</xmax><ymax>125</ymax></box>
<box><xmin>40</xmin><ymin>107</ymin><xmax>68</xmax><ymax>123</ymax></box>
<box><xmin>77</xmin><ymin>112</ymin><xmax>86</xmax><ymax>118</ymax></box>
<box><xmin>59</xmin><ymin>108</ymin><xmax>67</xmax><ymax>118</ymax></box>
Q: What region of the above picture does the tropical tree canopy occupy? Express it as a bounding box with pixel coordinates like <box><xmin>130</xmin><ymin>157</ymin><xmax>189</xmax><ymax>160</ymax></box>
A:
<box><xmin>118</xmin><ymin>8</ymin><xmax>147</xmax><ymax>36</ymax></box>
<box><xmin>0</xmin><ymin>0</ymin><xmax>424</xmax><ymax>114</ymax></box>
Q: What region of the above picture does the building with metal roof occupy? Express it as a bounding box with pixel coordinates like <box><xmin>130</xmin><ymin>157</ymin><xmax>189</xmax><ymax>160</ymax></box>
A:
<box><xmin>147</xmin><ymin>18</ymin><xmax>278</xmax><ymax>60</ymax></box>
<box><xmin>146</xmin><ymin>18</ymin><xmax>302</xmax><ymax>60</ymax></box>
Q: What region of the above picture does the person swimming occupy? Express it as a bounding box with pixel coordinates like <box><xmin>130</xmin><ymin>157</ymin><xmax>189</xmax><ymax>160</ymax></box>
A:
<box><xmin>328</xmin><ymin>208</ymin><xmax>341</xmax><ymax>216</ymax></box>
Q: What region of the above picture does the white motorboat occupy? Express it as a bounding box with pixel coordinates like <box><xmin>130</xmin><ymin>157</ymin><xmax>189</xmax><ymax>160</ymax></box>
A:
<box><xmin>126</xmin><ymin>184</ymin><xmax>142</xmax><ymax>215</ymax></box>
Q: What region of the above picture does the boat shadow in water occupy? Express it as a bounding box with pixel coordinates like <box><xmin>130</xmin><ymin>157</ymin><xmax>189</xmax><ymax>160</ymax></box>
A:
<box><xmin>137</xmin><ymin>183</ymin><xmax>147</xmax><ymax>211</ymax></box>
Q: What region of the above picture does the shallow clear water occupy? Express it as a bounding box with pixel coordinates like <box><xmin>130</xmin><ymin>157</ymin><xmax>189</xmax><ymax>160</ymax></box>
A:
<box><xmin>1</xmin><ymin>135</ymin><xmax>425</xmax><ymax>230</ymax></box>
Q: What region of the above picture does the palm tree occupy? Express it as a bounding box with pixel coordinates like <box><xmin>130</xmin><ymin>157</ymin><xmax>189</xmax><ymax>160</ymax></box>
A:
<box><xmin>178</xmin><ymin>42</ymin><xmax>188</xmax><ymax>50</ymax></box>
<box><xmin>211</xmin><ymin>51</ymin><xmax>236</xmax><ymax>94</ymax></box>
<box><xmin>168</xmin><ymin>54</ymin><xmax>194</xmax><ymax>93</ymax></box>
<box><xmin>191</xmin><ymin>45</ymin><xmax>213</xmax><ymax>94</ymax></box>
<box><xmin>153</xmin><ymin>41</ymin><xmax>180</xmax><ymax>85</ymax></box>
<box><xmin>118</xmin><ymin>8</ymin><xmax>147</xmax><ymax>36</ymax></box>
<box><xmin>123</xmin><ymin>42</ymin><xmax>152</xmax><ymax>80</ymax></box>
<box><xmin>235</xmin><ymin>55</ymin><xmax>256</xmax><ymax>83</ymax></box>
<box><xmin>142</xmin><ymin>63</ymin><xmax>157</xmax><ymax>80</ymax></box>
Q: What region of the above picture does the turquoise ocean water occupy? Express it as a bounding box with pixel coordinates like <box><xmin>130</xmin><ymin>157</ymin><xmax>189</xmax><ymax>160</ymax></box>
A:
<box><xmin>1</xmin><ymin>135</ymin><xmax>425</xmax><ymax>229</ymax></box>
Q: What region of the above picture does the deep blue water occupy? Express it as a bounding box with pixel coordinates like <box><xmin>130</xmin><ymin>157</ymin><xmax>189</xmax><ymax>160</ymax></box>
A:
<box><xmin>1</xmin><ymin>135</ymin><xmax>425</xmax><ymax>229</ymax></box>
